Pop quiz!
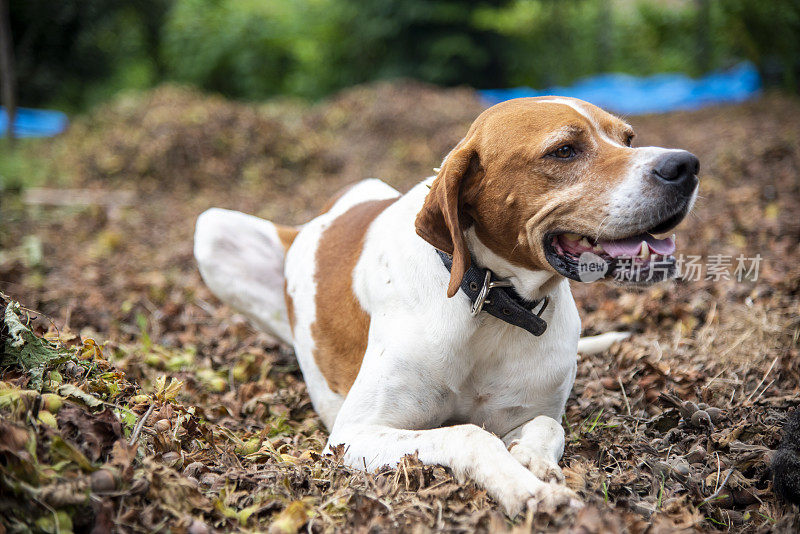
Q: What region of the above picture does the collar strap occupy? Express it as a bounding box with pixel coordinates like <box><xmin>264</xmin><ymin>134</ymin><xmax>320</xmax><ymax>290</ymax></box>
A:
<box><xmin>436</xmin><ymin>250</ymin><xmax>549</xmax><ymax>336</ymax></box>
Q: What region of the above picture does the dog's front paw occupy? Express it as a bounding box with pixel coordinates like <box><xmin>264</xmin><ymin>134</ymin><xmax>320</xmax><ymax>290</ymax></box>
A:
<box><xmin>494</xmin><ymin>473</ymin><xmax>580</xmax><ymax>517</ymax></box>
<box><xmin>526</xmin><ymin>483</ymin><xmax>582</xmax><ymax>514</ymax></box>
<box><xmin>509</xmin><ymin>442</ymin><xmax>564</xmax><ymax>483</ymax></box>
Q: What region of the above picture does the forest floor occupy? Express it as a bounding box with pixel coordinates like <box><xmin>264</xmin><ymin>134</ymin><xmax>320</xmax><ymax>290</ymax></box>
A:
<box><xmin>1</xmin><ymin>82</ymin><xmax>799</xmax><ymax>533</ymax></box>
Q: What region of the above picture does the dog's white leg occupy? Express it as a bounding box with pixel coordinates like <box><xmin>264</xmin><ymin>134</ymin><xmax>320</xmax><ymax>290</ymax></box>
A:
<box><xmin>327</xmin><ymin>422</ymin><xmax>579</xmax><ymax>516</ymax></box>
<box><xmin>503</xmin><ymin>416</ymin><xmax>567</xmax><ymax>484</ymax></box>
<box><xmin>194</xmin><ymin>208</ymin><xmax>294</xmax><ymax>344</ymax></box>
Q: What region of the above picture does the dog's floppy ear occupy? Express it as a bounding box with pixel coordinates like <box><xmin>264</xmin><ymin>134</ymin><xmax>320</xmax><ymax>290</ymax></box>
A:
<box><xmin>415</xmin><ymin>141</ymin><xmax>479</xmax><ymax>298</ymax></box>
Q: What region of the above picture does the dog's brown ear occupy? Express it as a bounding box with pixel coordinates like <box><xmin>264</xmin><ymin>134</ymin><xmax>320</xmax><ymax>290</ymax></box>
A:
<box><xmin>415</xmin><ymin>144</ymin><xmax>479</xmax><ymax>298</ymax></box>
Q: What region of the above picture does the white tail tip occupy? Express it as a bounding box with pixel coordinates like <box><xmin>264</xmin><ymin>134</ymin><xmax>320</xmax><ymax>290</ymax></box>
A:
<box><xmin>577</xmin><ymin>331</ymin><xmax>631</xmax><ymax>355</ymax></box>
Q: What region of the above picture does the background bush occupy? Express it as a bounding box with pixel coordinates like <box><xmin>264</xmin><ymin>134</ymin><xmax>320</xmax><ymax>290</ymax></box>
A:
<box><xmin>5</xmin><ymin>0</ymin><xmax>800</xmax><ymax>110</ymax></box>
<box><xmin>7</xmin><ymin>0</ymin><xmax>168</xmax><ymax>110</ymax></box>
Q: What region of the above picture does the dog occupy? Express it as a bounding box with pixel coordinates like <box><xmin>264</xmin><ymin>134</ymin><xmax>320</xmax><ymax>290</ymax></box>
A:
<box><xmin>194</xmin><ymin>97</ymin><xmax>699</xmax><ymax>515</ymax></box>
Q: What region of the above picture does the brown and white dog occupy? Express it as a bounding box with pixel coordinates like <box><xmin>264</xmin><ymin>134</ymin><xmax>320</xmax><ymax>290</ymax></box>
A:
<box><xmin>194</xmin><ymin>97</ymin><xmax>699</xmax><ymax>515</ymax></box>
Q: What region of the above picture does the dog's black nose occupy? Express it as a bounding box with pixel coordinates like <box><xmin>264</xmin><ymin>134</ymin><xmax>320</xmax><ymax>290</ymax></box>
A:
<box><xmin>652</xmin><ymin>151</ymin><xmax>700</xmax><ymax>184</ymax></box>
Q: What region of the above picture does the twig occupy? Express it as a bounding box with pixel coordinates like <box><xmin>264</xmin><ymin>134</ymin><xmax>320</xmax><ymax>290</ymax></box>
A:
<box><xmin>697</xmin><ymin>302</ymin><xmax>718</xmax><ymax>353</ymax></box>
<box><xmin>618</xmin><ymin>375</ymin><xmax>631</xmax><ymax>416</ymax></box>
<box><xmin>129</xmin><ymin>403</ymin><xmax>155</xmax><ymax>446</ymax></box>
<box><xmin>700</xmin><ymin>468</ymin><xmax>734</xmax><ymax>507</ymax></box>
<box><xmin>718</xmin><ymin>328</ymin><xmax>755</xmax><ymax>358</ymax></box>
<box><xmin>701</xmin><ymin>369</ymin><xmax>725</xmax><ymax>391</ymax></box>
<box><xmin>752</xmin><ymin>379</ymin><xmax>776</xmax><ymax>404</ymax></box>
<box><xmin>33</xmin><ymin>497</ymin><xmax>61</xmax><ymax>534</ymax></box>
<box><xmin>745</xmin><ymin>356</ymin><xmax>779</xmax><ymax>404</ymax></box>
<box><xmin>194</xmin><ymin>298</ymin><xmax>216</xmax><ymax>317</ymax></box>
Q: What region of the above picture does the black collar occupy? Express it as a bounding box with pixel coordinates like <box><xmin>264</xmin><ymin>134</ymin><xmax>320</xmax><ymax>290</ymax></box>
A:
<box><xmin>436</xmin><ymin>250</ymin><xmax>549</xmax><ymax>336</ymax></box>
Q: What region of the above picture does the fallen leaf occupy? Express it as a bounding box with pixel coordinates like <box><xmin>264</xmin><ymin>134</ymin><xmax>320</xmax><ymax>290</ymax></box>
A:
<box><xmin>58</xmin><ymin>384</ymin><xmax>104</xmax><ymax>409</ymax></box>
<box><xmin>269</xmin><ymin>500</ymin><xmax>310</xmax><ymax>534</ymax></box>
<box><xmin>57</xmin><ymin>405</ymin><xmax>122</xmax><ymax>462</ymax></box>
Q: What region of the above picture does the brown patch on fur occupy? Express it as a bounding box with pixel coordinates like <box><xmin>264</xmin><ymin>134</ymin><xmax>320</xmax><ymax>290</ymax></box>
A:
<box><xmin>415</xmin><ymin>141</ymin><xmax>481</xmax><ymax>297</ymax></box>
<box><xmin>275</xmin><ymin>224</ymin><xmax>298</xmax><ymax>252</ymax></box>
<box><xmin>275</xmin><ymin>224</ymin><xmax>298</xmax><ymax>336</ymax></box>
<box><xmin>283</xmin><ymin>280</ymin><xmax>296</xmax><ymax>335</ymax></box>
<box><xmin>312</xmin><ymin>198</ymin><xmax>397</xmax><ymax>395</ymax></box>
<box><xmin>415</xmin><ymin>97</ymin><xmax>636</xmax><ymax>295</ymax></box>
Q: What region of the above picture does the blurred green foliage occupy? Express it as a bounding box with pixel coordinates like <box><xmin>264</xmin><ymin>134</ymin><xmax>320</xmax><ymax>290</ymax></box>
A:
<box><xmin>5</xmin><ymin>0</ymin><xmax>800</xmax><ymax>109</ymax></box>
<box><xmin>328</xmin><ymin>0</ymin><xmax>513</xmax><ymax>91</ymax></box>
<box><xmin>161</xmin><ymin>0</ymin><xmax>324</xmax><ymax>98</ymax></box>
<box><xmin>0</xmin><ymin>139</ymin><xmax>51</xmax><ymax>191</ymax></box>
<box><xmin>8</xmin><ymin>0</ymin><xmax>168</xmax><ymax>111</ymax></box>
<box><xmin>719</xmin><ymin>0</ymin><xmax>800</xmax><ymax>88</ymax></box>
<box><xmin>160</xmin><ymin>0</ymin><xmax>513</xmax><ymax>99</ymax></box>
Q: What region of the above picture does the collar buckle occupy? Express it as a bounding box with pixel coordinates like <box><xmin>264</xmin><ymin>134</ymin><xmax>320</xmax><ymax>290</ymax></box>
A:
<box><xmin>435</xmin><ymin>248</ymin><xmax>550</xmax><ymax>337</ymax></box>
<box><xmin>533</xmin><ymin>296</ymin><xmax>550</xmax><ymax>317</ymax></box>
<box><xmin>470</xmin><ymin>270</ymin><xmax>513</xmax><ymax>317</ymax></box>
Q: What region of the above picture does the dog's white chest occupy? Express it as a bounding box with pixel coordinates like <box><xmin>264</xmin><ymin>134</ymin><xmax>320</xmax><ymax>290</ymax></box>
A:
<box><xmin>443</xmin><ymin>299</ymin><xmax>579</xmax><ymax>435</ymax></box>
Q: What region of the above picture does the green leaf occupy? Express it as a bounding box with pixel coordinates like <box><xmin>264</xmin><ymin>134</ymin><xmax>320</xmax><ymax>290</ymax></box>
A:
<box><xmin>2</xmin><ymin>301</ymin><xmax>73</xmax><ymax>390</ymax></box>
<box><xmin>57</xmin><ymin>385</ymin><xmax>104</xmax><ymax>409</ymax></box>
<box><xmin>49</xmin><ymin>436</ymin><xmax>94</xmax><ymax>473</ymax></box>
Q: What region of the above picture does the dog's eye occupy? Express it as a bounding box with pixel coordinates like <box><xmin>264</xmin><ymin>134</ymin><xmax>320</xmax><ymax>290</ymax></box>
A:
<box><xmin>625</xmin><ymin>134</ymin><xmax>634</xmax><ymax>147</ymax></box>
<box><xmin>551</xmin><ymin>145</ymin><xmax>576</xmax><ymax>159</ymax></box>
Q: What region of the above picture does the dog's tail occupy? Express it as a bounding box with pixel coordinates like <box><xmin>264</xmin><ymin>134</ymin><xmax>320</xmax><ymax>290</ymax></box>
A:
<box><xmin>577</xmin><ymin>331</ymin><xmax>631</xmax><ymax>355</ymax></box>
<box><xmin>194</xmin><ymin>208</ymin><xmax>297</xmax><ymax>345</ymax></box>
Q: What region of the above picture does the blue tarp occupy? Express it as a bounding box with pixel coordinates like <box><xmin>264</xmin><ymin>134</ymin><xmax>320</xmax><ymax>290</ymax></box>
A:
<box><xmin>0</xmin><ymin>107</ymin><xmax>69</xmax><ymax>138</ymax></box>
<box><xmin>479</xmin><ymin>62</ymin><xmax>761</xmax><ymax>115</ymax></box>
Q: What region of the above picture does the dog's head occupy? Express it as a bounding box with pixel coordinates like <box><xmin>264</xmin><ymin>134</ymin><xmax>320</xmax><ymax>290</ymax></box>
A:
<box><xmin>415</xmin><ymin>97</ymin><xmax>699</xmax><ymax>297</ymax></box>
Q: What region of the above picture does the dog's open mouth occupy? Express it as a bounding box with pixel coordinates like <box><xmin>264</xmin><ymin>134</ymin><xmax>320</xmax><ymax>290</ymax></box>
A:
<box><xmin>544</xmin><ymin>230</ymin><xmax>678</xmax><ymax>284</ymax></box>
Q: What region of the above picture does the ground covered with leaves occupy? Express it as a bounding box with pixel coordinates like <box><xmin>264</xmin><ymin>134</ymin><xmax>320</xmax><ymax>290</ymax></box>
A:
<box><xmin>1</xmin><ymin>82</ymin><xmax>799</xmax><ymax>533</ymax></box>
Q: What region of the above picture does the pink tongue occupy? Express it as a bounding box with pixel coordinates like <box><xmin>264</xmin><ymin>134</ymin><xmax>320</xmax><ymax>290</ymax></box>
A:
<box><xmin>598</xmin><ymin>234</ymin><xmax>675</xmax><ymax>258</ymax></box>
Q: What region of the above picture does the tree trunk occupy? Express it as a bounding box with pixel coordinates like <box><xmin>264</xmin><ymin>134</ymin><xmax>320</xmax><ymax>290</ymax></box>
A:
<box><xmin>0</xmin><ymin>0</ymin><xmax>16</xmax><ymax>143</ymax></box>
